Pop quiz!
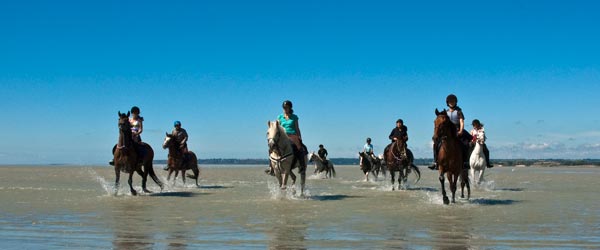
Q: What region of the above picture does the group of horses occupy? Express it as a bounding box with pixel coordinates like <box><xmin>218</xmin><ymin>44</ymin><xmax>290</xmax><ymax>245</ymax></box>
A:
<box><xmin>112</xmin><ymin>109</ymin><xmax>486</xmax><ymax>205</ymax></box>
<box><xmin>112</xmin><ymin>111</ymin><xmax>200</xmax><ymax>196</ymax></box>
<box><xmin>267</xmin><ymin>109</ymin><xmax>488</xmax><ymax>205</ymax></box>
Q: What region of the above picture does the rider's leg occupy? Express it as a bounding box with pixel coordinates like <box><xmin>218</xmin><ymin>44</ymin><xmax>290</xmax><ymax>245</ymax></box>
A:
<box><xmin>429</xmin><ymin>140</ymin><xmax>439</xmax><ymax>170</ymax></box>
<box><xmin>483</xmin><ymin>144</ymin><xmax>493</xmax><ymax>168</ymax></box>
<box><xmin>109</xmin><ymin>145</ymin><xmax>117</xmax><ymax>165</ymax></box>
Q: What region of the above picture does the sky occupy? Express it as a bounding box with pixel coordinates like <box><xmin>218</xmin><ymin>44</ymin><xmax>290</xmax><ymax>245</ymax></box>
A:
<box><xmin>1</xmin><ymin>0</ymin><xmax>599</xmax><ymax>164</ymax></box>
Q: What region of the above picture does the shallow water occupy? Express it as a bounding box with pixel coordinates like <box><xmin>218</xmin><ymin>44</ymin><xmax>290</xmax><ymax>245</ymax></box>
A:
<box><xmin>0</xmin><ymin>165</ymin><xmax>598</xmax><ymax>249</ymax></box>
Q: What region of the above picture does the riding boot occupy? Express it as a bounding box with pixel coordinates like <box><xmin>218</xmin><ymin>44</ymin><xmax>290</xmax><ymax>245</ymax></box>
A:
<box><xmin>109</xmin><ymin>145</ymin><xmax>117</xmax><ymax>166</ymax></box>
<box><xmin>483</xmin><ymin>144</ymin><xmax>493</xmax><ymax>168</ymax></box>
<box><xmin>428</xmin><ymin>140</ymin><xmax>439</xmax><ymax>170</ymax></box>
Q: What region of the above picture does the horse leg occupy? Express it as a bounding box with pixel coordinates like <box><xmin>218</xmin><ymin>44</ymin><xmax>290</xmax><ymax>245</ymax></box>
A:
<box><xmin>479</xmin><ymin>167</ymin><xmax>485</xmax><ymax>184</ymax></box>
<box><xmin>450</xmin><ymin>173</ymin><xmax>458</xmax><ymax>203</ymax></box>
<box><xmin>128</xmin><ymin>172</ymin><xmax>137</xmax><ymax>196</ymax></box>
<box><xmin>465</xmin><ymin>171</ymin><xmax>471</xmax><ymax>200</ymax></box>
<box><xmin>439</xmin><ymin>173</ymin><xmax>449</xmax><ymax>205</ymax></box>
<box><xmin>470</xmin><ymin>168</ymin><xmax>476</xmax><ymax>186</ymax></box>
<box><xmin>173</xmin><ymin>171</ymin><xmax>179</xmax><ymax>185</ymax></box>
<box><xmin>299</xmin><ymin>160</ymin><xmax>306</xmax><ymax>196</ymax></box>
<box><xmin>181</xmin><ymin>170</ymin><xmax>187</xmax><ymax>185</ymax></box>
<box><xmin>289</xmin><ymin>171</ymin><xmax>297</xmax><ymax>185</ymax></box>
<box><xmin>460</xmin><ymin>172</ymin><xmax>466</xmax><ymax>199</ymax></box>
<box><xmin>390</xmin><ymin>171</ymin><xmax>396</xmax><ymax>191</ymax></box>
<box><xmin>136</xmin><ymin>167</ymin><xmax>151</xmax><ymax>193</ymax></box>
<box><xmin>167</xmin><ymin>169</ymin><xmax>173</xmax><ymax>181</ymax></box>
<box><xmin>114</xmin><ymin>167</ymin><xmax>120</xmax><ymax>195</ymax></box>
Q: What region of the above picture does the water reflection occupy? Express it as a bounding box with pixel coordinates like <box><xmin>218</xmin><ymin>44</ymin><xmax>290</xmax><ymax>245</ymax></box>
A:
<box><xmin>110</xmin><ymin>200</ymin><xmax>156</xmax><ymax>250</ymax></box>
<box><xmin>267</xmin><ymin>204</ymin><xmax>308</xmax><ymax>250</ymax></box>
<box><xmin>431</xmin><ymin>211</ymin><xmax>474</xmax><ymax>250</ymax></box>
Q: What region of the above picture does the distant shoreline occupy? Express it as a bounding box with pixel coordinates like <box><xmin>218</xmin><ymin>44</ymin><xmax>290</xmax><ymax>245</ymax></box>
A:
<box><xmin>1</xmin><ymin>158</ymin><xmax>599</xmax><ymax>167</ymax></box>
<box><xmin>159</xmin><ymin>158</ymin><xmax>600</xmax><ymax>167</ymax></box>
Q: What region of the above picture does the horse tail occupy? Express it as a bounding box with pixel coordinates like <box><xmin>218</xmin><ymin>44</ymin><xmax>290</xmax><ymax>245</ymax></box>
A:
<box><xmin>146</xmin><ymin>160</ymin><xmax>164</xmax><ymax>190</ymax></box>
<box><xmin>330</xmin><ymin>164</ymin><xmax>336</xmax><ymax>178</ymax></box>
<box><xmin>185</xmin><ymin>152</ymin><xmax>200</xmax><ymax>180</ymax></box>
<box><xmin>411</xmin><ymin>164</ymin><xmax>421</xmax><ymax>184</ymax></box>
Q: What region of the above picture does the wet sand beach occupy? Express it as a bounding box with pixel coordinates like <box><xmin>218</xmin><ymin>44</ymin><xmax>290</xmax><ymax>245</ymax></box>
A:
<box><xmin>0</xmin><ymin>165</ymin><xmax>598</xmax><ymax>249</ymax></box>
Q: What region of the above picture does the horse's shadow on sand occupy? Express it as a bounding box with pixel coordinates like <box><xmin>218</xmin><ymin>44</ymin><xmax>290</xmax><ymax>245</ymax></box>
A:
<box><xmin>494</xmin><ymin>187</ymin><xmax>525</xmax><ymax>192</ymax></box>
<box><xmin>199</xmin><ymin>185</ymin><xmax>231</xmax><ymax>189</ymax></box>
<box><xmin>469</xmin><ymin>198</ymin><xmax>522</xmax><ymax>206</ymax></box>
<box><xmin>148</xmin><ymin>191</ymin><xmax>208</xmax><ymax>197</ymax></box>
<box><xmin>406</xmin><ymin>186</ymin><xmax>438</xmax><ymax>192</ymax></box>
<box><xmin>311</xmin><ymin>194</ymin><xmax>363</xmax><ymax>201</ymax></box>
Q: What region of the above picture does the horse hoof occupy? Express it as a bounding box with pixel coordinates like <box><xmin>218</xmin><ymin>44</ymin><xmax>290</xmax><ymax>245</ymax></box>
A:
<box><xmin>443</xmin><ymin>196</ymin><xmax>450</xmax><ymax>205</ymax></box>
<box><xmin>143</xmin><ymin>189</ymin><xmax>153</xmax><ymax>194</ymax></box>
<box><xmin>131</xmin><ymin>190</ymin><xmax>138</xmax><ymax>196</ymax></box>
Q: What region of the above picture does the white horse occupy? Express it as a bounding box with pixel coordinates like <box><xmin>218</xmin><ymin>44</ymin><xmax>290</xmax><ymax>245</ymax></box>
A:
<box><xmin>469</xmin><ymin>132</ymin><xmax>487</xmax><ymax>185</ymax></box>
<box><xmin>267</xmin><ymin>120</ymin><xmax>306</xmax><ymax>195</ymax></box>
<box><xmin>308</xmin><ymin>152</ymin><xmax>336</xmax><ymax>178</ymax></box>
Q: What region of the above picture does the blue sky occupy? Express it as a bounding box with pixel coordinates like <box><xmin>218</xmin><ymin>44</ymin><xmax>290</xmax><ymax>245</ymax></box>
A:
<box><xmin>1</xmin><ymin>1</ymin><xmax>599</xmax><ymax>164</ymax></box>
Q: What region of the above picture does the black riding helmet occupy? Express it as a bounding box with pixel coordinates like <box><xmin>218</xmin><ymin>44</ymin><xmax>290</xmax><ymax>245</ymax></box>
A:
<box><xmin>282</xmin><ymin>100</ymin><xmax>293</xmax><ymax>108</ymax></box>
<box><xmin>446</xmin><ymin>94</ymin><xmax>458</xmax><ymax>106</ymax></box>
<box><xmin>366</xmin><ymin>137</ymin><xmax>371</xmax><ymax>142</ymax></box>
<box><xmin>131</xmin><ymin>106</ymin><xmax>140</xmax><ymax>114</ymax></box>
<box><xmin>472</xmin><ymin>119</ymin><xmax>483</xmax><ymax>127</ymax></box>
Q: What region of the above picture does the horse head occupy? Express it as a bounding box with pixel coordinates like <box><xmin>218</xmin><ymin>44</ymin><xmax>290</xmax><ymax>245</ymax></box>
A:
<box><xmin>267</xmin><ymin>120</ymin><xmax>282</xmax><ymax>154</ymax></box>
<box><xmin>433</xmin><ymin>108</ymin><xmax>454</xmax><ymax>141</ymax></box>
<box><xmin>117</xmin><ymin>111</ymin><xmax>132</xmax><ymax>147</ymax></box>
<box><xmin>308</xmin><ymin>151</ymin><xmax>316</xmax><ymax>162</ymax></box>
<box><xmin>163</xmin><ymin>132</ymin><xmax>175</xmax><ymax>149</ymax></box>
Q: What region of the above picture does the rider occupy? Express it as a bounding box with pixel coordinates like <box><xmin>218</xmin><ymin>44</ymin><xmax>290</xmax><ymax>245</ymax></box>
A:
<box><xmin>318</xmin><ymin>144</ymin><xmax>329</xmax><ymax>166</ymax></box>
<box><xmin>383</xmin><ymin>119</ymin><xmax>409</xmax><ymax>161</ymax></box>
<box><xmin>266</xmin><ymin>100</ymin><xmax>308</xmax><ymax>175</ymax></box>
<box><xmin>164</xmin><ymin>120</ymin><xmax>189</xmax><ymax>171</ymax></box>
<box><xmin>110</xmin><ymin>106</ymin><xmax>144</xmax><ymax>166</ymax></box>
<box><xmin>470</xmin><ymin>119</ymin><xmax>493</xmax><ymax>168</ymax></box>
<box><xmin>429</xmin><ymin>94</ymin><xmax>472</xmax><ymax>170</ymax></box>
<box><xmin>363</xmin><ymin>137</ymin><xmax>375</xmax><ymax>158</ymax></box>
<box><xmin>129</xmin><ymin>106</ymin><xmax>144</xmax><ymax>143</ymax></box>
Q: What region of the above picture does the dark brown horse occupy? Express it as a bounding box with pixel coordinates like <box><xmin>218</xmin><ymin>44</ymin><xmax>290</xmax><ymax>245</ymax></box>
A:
<box><xmin>113</xmin><ymin>111</ymin><xmax>163</xmax><ymax>195</ymax></box>
<box><xmin>433</xmin><ymin>109</ymin><xmax>469</xmax><ymax>204</ymax></box>
<box><xmin>384</xmin><ymin>140</ymin><xmax>421</xmax><ymax>190</ymax></box>
<box><xmin>162</xmin><ymin>133</ymin><xmax>200</xmax><ymax>187</ymax></box>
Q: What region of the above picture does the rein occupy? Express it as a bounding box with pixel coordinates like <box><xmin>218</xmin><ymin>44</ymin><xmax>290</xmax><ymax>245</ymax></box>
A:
<box><xmin>268</xmin><ymin>127</ymin><xmax>294</xmax><ymax>170</ymax></box>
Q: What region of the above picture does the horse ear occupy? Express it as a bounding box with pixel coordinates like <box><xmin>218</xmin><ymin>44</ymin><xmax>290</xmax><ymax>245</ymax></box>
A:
<box><xmin>275</xmin><ymin>120</ymin><xmax>280</xmax><ymax>126</ymax></box>
<box><xmin>435</xmin><ymin>108</ymin><xmax>440</xmax><ymax>116</ymax></box>
<box><xmin>118</xmin><ymin>111</ymin><xmax>121</xmax><ymax>116</ymax></box>
<box><xmin>166</xmin><ymin>132</ymin><xmax>169</xmax><ymax>136</ymax></box>
<box><xmin>267</xmin><ymin>121</ymin><xmax>271</xmax><ymax>127</ymax></box>
<box><xmin>127</xmin><ymin>111</ymin><xmax>130</xmax><ymax>117</ymax></box>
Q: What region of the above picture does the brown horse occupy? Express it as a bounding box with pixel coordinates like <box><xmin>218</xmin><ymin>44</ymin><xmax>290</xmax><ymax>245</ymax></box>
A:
<box><xmin>433</xmin><ymin>109</ymin><xmax>469</xmax><ymax>204</ymax></box>
<box><xmin>113</xmin><ymin>111</ymin><xmax>163</xmax><ymax>195</ymax></box>
<box><xmin>384</xmin><ymin>140</ymin><xmax>421</xmax><ymax>190</ymax></box>
<box><xmin>162</xmin><ymin>133</ymin><xmax>200</xmax><ymax>187</ymax></box>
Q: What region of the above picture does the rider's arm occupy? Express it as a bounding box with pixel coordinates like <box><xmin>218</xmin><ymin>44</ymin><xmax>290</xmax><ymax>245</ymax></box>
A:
<box><xmin>389</xmin><ymin>129</ymin><xmax>396</xmax><ymax>141</ymax></box>
<box><xmin>180</xmin><ymin>130</ymin><xmax>188</xmax><ymax>145</ymax></box>
<box><xmin>459</xmin><ymin>119</ymin><xmax>464</xmax><ymax>135</ymax></box>
<box><xmin>137</xmin><ymin>120</ymin><xmax>143</xmax><ymax>136</ymax></box>
<box><xmin>294</xmin><ymin>119</ymin><xmax>302</xmax><ymax>140</ymax></box>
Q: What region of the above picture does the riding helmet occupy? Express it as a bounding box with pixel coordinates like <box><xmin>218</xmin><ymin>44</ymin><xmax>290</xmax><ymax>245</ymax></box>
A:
<box><xmin>366</xmin><ymin>137</ymin><xmax>371</xmax><ymax>142</ymax></box>
<box><xmin>174</xmin><ymin>121</ymin><xmax>181</xmax><ymax>126</ymax></box>
<box><xmin>446</xmin><ymin>94</ymin><xmax>458</xmax><ymax>104</ymax></box>
<box><xmin>282</xmin><ymin>100</ymin><xmax>293</xmax><ymax>108</ymax></box>
<box><xmin>131</xmin><ymin>106</ymin><xmax>140</xmax><ymax>114</ymax></box>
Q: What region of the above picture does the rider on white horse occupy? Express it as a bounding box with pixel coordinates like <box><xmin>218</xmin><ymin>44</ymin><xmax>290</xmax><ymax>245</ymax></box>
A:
<box><xmin>470</xmin><ymin>119</ymin><xmax>493</xmax><ymax>168</ymax></box>
<box><xmin>266</xmin><ymin>100</ymin><xmax>308</xmax><ymax>175</ymax></box>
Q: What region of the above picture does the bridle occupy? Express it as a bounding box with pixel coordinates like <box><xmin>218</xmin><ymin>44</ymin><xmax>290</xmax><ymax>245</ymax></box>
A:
<box><xmin>268</xmin><ymin>124</ymin><xmax>293</xmax><ymax>168</ymax></box>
